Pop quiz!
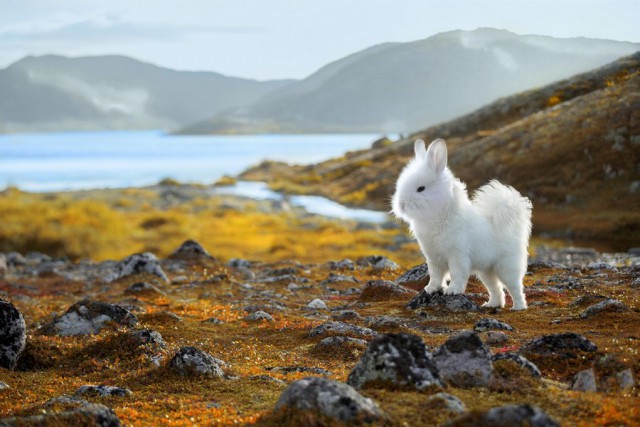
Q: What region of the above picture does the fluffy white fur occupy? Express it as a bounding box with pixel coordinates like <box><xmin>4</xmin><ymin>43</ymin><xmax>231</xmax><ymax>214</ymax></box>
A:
<box><xmin>391</xmin><ymin>139</ymin><xmax>533</xmax><ymax>310</ymax></box>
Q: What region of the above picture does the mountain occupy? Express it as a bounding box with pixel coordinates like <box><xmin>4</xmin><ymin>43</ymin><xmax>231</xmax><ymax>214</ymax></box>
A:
<box><xmin>240</xmin><ymin>52</ymin><xmax>640</xmax><ymax>246</ymax></box>
<box><xmin>179</xmin><ymin>28</ymin><xmax>640</xmax><ymax>135</ymax></box>
<box><xmin>0</xmin><ymin>55</ymin><xmax>293</xmax><ymax>133</ymax></box>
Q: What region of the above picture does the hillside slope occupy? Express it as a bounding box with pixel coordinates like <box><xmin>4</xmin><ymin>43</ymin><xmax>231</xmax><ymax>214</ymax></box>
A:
<box><xmin>180</xmin><ymin>28</ymin><xmax>640</xmax><ymax>134</ymax></box>
<box><xmin>241</xmin><ymin>52</ymin><xmax>640</xmax><ymax>246</ymax></box>
<box><xmin>0</xmin><ymin>55</ymin><xmax>292</xmax><ymax>133</ymax></box>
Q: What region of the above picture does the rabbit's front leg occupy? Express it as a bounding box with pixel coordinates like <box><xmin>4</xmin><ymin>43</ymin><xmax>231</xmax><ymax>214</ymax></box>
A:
<box><xmin>442</xmin><ymin>256</ymin><xmax>470</xmax><ymax>295</ymax></box>
<box><xmin>424</xmin><ymin>261</ymin><xmax>447</xmax><ymax>293</ymax></box>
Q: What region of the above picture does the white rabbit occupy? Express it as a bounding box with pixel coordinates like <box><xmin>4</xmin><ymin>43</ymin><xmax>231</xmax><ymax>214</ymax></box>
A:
<box><xmin>391</xmin><ymin>139</ymin><xmax>532</xmax><ymax>310</ymax></box>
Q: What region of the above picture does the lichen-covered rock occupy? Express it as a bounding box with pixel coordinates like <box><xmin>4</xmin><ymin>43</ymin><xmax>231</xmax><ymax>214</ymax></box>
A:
<box><xmin>407</xmin><ymin>290</ymin><xmax>480</xmax><ymax>311</ymax></box>
<box><xmin>328</xmin><ymin>258</ymin><xmax>356</xmax><ymax>270</ymax></box>
<box><xmin>0</xmin><ymin>299</ymin><xmax>26</xmax><ymax>370</ymax></box>
<box><xmin>347</xmin><ymin>333</ymin><xmax>442</xmax><ymax>390</ymax></box>
<box><xmin>395</xmin><ymin>263</ymin><xmax>430</xmax><ymax>290</ymax></box>
<box><xmin>309</xmin><ymin>321</ymin><xmax>377</xmax><ymax>338</ymax></box>
<box><xmin>484</xmin><ymin>331</ymin><xmax>509</xmax><ymax>345</ymax></box>
<box><xmin>0</xmin><ymin>382</ymin><xmax>9</xmax><ymax>391</ymax></box>
<box><xmin>445</xmin><ymin>404</ymin><xmax>559</xmax><ymax>427</ymax></box>
<box><xmin>571</xmin><ymin>369</ymin><xmax>597</xmax><ymax>391</ymax></box>
<box><xmin>244</xmin><ymin>310</ymin><xmax>274</xmax><ymax>322</ymax></box>
<box><xmin>356</xmin><ymin>255</ymin><xmax>399</xmax><ymax>270</ymax></box>
<box><xmin>107</xmin><ymin>252</ymin><xmax>168</xmax><ymax>283</ymax></box>
<box><xmin>306</xmin><ymin>299</ymin><xmax>327</xmax><ymax>310</ymax></box>
<box><xmin>492</xmin><ymin>353</ymin><xmax>541</xmax><ymax>378</ymax></box>
<box><xmin>169</xmin><ymin>240</ymin><xmax>215</xmax><ymax>261</ymax></box>
<box><xmin>169</xmin><ymin>346</ymin><xmax>226</xmax><ymax>377</ymax></box>
<box><xmin>75</xmin><ymin>385</ymin><xmax>132</xmax><ymax>397</ymax></box>
<box><xmin>580</xmin><ymin>299</ymin><xmax>627</xmax><ymax>318</ymax></box>
<box><xmin>0</xmin><ymin>402</ymin><xmax>121</xmax><ymax>427</ymax></box>
<box><xmin>433</xmin><ymin>330</ymin><xmax>493</xmax><ymax>388</ymax></box>
<box><xmin>474</xmin><ymin>318</ymin><xmax>514</xmax><ymax>332</ymax></box>
<box><xmin>520</xmin><ymin>333</ymin><xmax>597</xmax><ymax>358</ymax></box>
<box><xmin>227</xmin><ymin>258</ymin><xmax>251</xmax><ymax>269</ymax></box>
<box><xmin>425</xmin><ymin>392</ymin><xmax>466</xmax><ymax>414</ymax></box>
<box><xmin>41</xmin><ymin>299</ymin><xmax>137</xmax><ymax>336</ymax></box>
<box><xmin>358</xmin><ymin>280</ymin><xmax>416</xmax><ymax>302</ymax></box>
<box><xmin>128</xmin><ymin>329</ymin><xmax>166</xmax><ymax>349</ymax></box>
<box><xmin>273</xmin><ymin>377</ymin><xmax>384</xmax><ymax>424</ymax></box>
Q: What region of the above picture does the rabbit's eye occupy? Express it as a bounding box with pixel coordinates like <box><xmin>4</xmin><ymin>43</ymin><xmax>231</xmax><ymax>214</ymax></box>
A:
<box><xmin>417</xmin><ymin>186</ymin><xmax>425</xmax><ymax>193</ymax></box>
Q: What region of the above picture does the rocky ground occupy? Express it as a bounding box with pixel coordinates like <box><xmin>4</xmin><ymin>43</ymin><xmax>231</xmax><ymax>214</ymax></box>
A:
<box><xmin>1</xmin><ymin>241</ymin><xmax>639</xmax><ymax>426</ymax></box>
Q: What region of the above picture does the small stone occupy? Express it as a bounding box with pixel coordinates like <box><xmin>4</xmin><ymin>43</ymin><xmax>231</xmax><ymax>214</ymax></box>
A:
<box><xmin>6</xmin><ymin>252</ymin><xmax>26</xmax><ymax>267</ymax></box>
<box><xmin>0</xmin><ymin>254</ymin><xmax>8</xmax><ymax>276</ymax></box>
<box><xmin>267</xmin><ymin>366</ymin><xmax>332</xmax><ymax>376</ymax></box>
<box><xmin>433</xmin><ymin>330</ymin><xmax>493</xmax><ymax>388</ymax></box>
<box><xmin>347</xmin><ymin>333</ymin><xmax>442</xmax><ymax>390</ymax></box>
<box><xmin>587</xmin><ymin>262</ymin><xmax>618</xmax><ymax>271</ymax></box>
<box><xmin>571</xmin><ymin>369</ymin><xmax>597</xmax><ymax>392</ymax></box>
<box><xmin>41</xmin><ymin>299</ymin><xmax>137</xmax><ymax>336</ymax></box>
<box><xmin>356</xmin><ymin>255</ymin><xmax>399</xmax><ymax>270</ymax></box>
<box><xmin>616</xmin><ymin>368</ymin><xmax>635</xmax><ymax>389</ymax></box>
<box><xmin>307</xmin><ymin>299</ymin><xmax>327</xmax><ymax>310</ymax></box>
<box><xmin>580</xmin><ymin>299</ymin><xmax>627</xmax><ymax>318</ymax></box>
<box><xmin>108</xmin><ymin>252</ymin><xmax>169</xmax><ymax>283</ymax></box>
<box><xmin>425</xmin><ymin>393</ymin><xmax>466</xmax><ymax>414</ymax></box>
<box><xmin>331</xmin><ymin>310</ymin><xmax>362</xmax><ymax>321</ymax></box>
<box><xmin>75</xmin><ymin>385</ymin><xmax>132</xmax><ymax>397</ymax></box>
<box><xmin>313</xmin><ymin>336</ymin><xmax>369</xmax><ymax>359</ymax></box>
<box><xmin>0</xmin><ymin>299</ymin><xmax>27</xmax><ymax>370</ymax></box>
<box><xmin>492</xmin><ymin>353</ymin><xmax>541</xmax><ymax>378</ymax></box>
<box><xmin>273</xmin><ymin>377</ymin><xmax>384</xmax><ymax>424</ymax></box>
<box><xmin>169</xmin><ymin>240</ymin><xmax>215</xmax><ymax>261</ymax></box>
<box><xmin>520</xmin><ymin>333</ymin><xmax>597</xmax><ymax>358</ymax></box>
<box><xmin>309</xmin><ymin>321</ymin><xmax>377</xmax><ymax>338</ymax></box>
<box><xmin>485</xmin><ymin>331</ymin><xmax>509</xmax><ymax>345</ymax></box>
<box><xmin>128</xmin><ymin>329</ymin><xmax>166</xmax><ymax>349</ymax></box>
<box><xmin>407</xmin><ymin>290</ymin><xmax>480</xmax><ymax>311</ymax></box>
<box><xmin>227</xmin><ymin>258</ymin><xmax>251</xmax><ymax>269</ymax></box>
<box><xmin>124</xmin><ymin>282</ymin><xmax>165</xmax><ymax>298</ymax></box>
<box><xmin>0</xmin><ymin>382</ymin><xmax>9</xmax><ymax>390</ymax></box>
<box><xmin>474</xmin><ymin>318</ymin><xmax>514</xmax><ymax>332</ymax></box>
<box><xmin>328</xmin><ymin>259</ymin><xmax>356</xmax><ymax>270</ymax></box>
<box><xmin>358</xmin><ymin>280</ymin><xmax>416</xmax><ymax>302</ymax></box>
<box><xmin>169</xmin><ymin>346</ymin><xmax>226</xmax><ymax>377</ymax></box>
<box><xmin>202</xmin><ymin>317</ymin><xmax>224</xmax><ymax>325</ymax></box>
<box><xmin>395</xmin><ymin>263</ymin><xmax>430</xmax><ymax>289</ymax></box>
<box><xmin>365</xmin><ymin>315</ymin><xmax>407</xmax><ymax>330</ymax></box>
<box><xmin>320</xmin><ymin>273</ymin><xmax>359</xmax><ymax>285</ymax></box>
<box><xmin>447</xmin><ymin>404</ymin><xmax>559</xmax><ymax>427</ymax></box>
<box><xmin>245</xmin><ymin>311</ymin><xmax>274</xmax><ymax>322</ymax></box>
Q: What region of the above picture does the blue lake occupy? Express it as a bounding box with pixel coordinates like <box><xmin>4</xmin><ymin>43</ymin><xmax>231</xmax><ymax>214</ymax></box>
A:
<box><xmin>0</xmin><ymin>130</ymin><xmax>384</xmax><ymax>191</ymax></box>
<box><xmin>0</xmin><ymin>130</ymin><xmax>392</xmax><ymax>222</ymax></box>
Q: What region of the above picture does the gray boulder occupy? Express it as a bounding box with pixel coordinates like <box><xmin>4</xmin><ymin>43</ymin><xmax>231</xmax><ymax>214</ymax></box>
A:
<box><xmin>107</xmin><ymin>252</ymin><xmax>168</xmax><ymax>283</ymax></box>
<box><xmin>395</xmin><ymin>263</ymin><xmax>429</xmax><ymax>287</ymax></box>
<box><xmin>580</xmin><ymin>299</ymin><xmax>627</xmax><ymax>318</ymax></box>
<box><xmin>407</xmin><ymin>290</ymin><xmax>480</xmax><ymax>311</ymax></box>
<box><xmin>169</xmin><ymin>346</ymin><xmax>226</xmax><ymax>377</ymax></box>
<box><xmin>520</xmin><ymin>333</ymin><xmax>597</xmax><ymax>358</ymax></box>
<box><xmin>0</xmin><ymin>402</ymin><xmax>121</xmax><ymax>427</ymax></box>
<box><xmin>41</xmin><ymin>299</ymin><xmax>137</xmax><ymax>336</ymax></box>
<box><xmin>433</xmin><ymin>330</ymin><xmax>493</xmax><ymax>388</ymax></box>
<box><xmin>273</xmin><ymin>377</ymin><xmax>384</xmax><ymax>424</ymax></box>
<box><xmin>474</xmin><ymin>318</ymin><xmax>514</xmax><ymax>332</ymax></box>
<box><xmin>309</xmin><ymin>321</ymin><xmax>377</xmax><ymax>338</ymax></box>
<box><xmin>347</xmin><ymin>333</ymin><xmax>442</xmax><ymax>390</ymax></box>
<box><xmin>571</xmin><ymin>368</ymin><xmax>597</xmax><ymax>392</ymax></box>
<box><xmin>75</xmin><ymin>385</ymin><xmax>132</xmax><ymax>397</ymax></box>
<box><xmin>0</xmin><ymin>299</ymin><xmax>26</xmax><ymax>369</ymax></box>
<box><xmin>492</xmin><ymin>352</ymin><xmax>541</xmax><ymax>378</ymax></box>
<box><xmin>446</xmin><ymin>404</ymin><xmax>559</xmax><ymax>427</ymax></box>
<box><xmin>356</xmin><ymin>255</ymin><xmax>399</xmax><ymax>270</ymax></box>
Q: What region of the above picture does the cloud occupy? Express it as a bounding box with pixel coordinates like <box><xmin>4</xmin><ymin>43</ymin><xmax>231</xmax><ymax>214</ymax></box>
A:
<box><xmin>0</xmin><ymin>12</ymin><xmax>262</xmax><ymax>44</ymax></box>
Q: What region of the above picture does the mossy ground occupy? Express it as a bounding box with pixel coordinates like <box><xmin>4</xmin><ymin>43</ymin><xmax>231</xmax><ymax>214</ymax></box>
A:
<box><xmin>0</xmin><ymin>189</ymin><xmax>639</xmax><ymax>426</ymax></box>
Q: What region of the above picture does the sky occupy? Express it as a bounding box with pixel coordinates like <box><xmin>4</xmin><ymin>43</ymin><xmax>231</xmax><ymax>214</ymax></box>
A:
<box><xmin>1</xmin><ymin>0</ymin><xmax>639</xmax><ymax>80</ymax></box>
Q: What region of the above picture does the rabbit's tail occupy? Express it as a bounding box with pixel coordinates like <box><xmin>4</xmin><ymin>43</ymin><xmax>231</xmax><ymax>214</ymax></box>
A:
<box><xmin>473</xmin><ymin>180</ymin><xmax>532</xmax><ymax>240</ymax></box>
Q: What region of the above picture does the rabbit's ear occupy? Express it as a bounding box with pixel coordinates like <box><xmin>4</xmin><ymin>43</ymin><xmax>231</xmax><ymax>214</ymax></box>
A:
<box><xmin>414</xmin><ymin>139</ymin><xmax>427</xmax><ymax>160</ymax></box>
<box><xmin>426</xmin><ymin>139</ymin><xmax>447</xmax><ymax>174</ymax></box>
